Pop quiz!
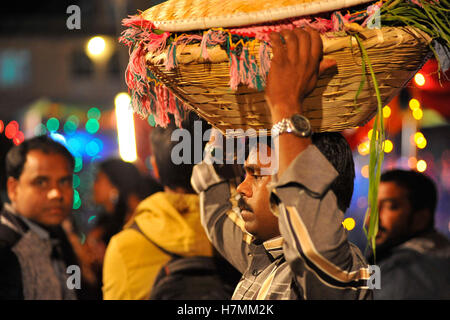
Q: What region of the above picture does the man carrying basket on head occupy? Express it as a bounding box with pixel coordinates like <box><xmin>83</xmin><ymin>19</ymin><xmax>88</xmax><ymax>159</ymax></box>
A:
<box><xmin>191</xmin><ymin>27</ymin><xmax>373</xmax><ymax>300</ymax></box>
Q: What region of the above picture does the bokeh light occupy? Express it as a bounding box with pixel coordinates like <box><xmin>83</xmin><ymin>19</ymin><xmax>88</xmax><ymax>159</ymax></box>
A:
<box><xmin>73</xmin><ymin>174</ymin><xmax>80</xmax><ymax>189</ymax></box>
<box><xmin>85</xmin><ymin>139</ymin><xmax>101</xmax><ymax>156</ymax></box>
<box><xmin>383</xmin><ymin>105</ymin><xmax>391</xmax><ymax>118</ymax></box>
<box><xmin>86</xmin><ymin>36</ymin><xmax>106</xmax><ymax>57</ymax></box>
<box><xmin>358</xmin><ymin>141</ymin><xmax>370</xmax><ymax>156</ymax></box>
<box><xmin>0</xmin><ymin>120</ymin><xmax>4</xmax><ymax>133</ymax></box>
<box><xmin>5</xmin><ymin>121</ymin><xmax>19</xmax><ymax>139</ymax></box>
<box><xmin>64</xmin><ymin>120</ymin><xmax>78</xmax><ymax>135</ymax></box>
<box><xmin>414</xmin><ymin>132</ymin><xmax>427</xmax><ymax>149</ymax></box>
<box><xmin>408</xmin><ymin>156</ymin><xmax>417</xmax><ymax>169</ymax></box>
<box><xmin>414</xmin><ymin>72</ymin><xmax>425</xmax><ymax>87</ymax></box>
<box><xmin>417</xmin><ymin>160</ymin><xmax>427</xmax><ymax>172</ymax></box>
<box><xmin>74</xmin><ymin>155</ymin><xmax>83</xmax><ymax>173</ymax></box>
<box><xmin>383</xmin><ymin>139</ymin><xmax>393</xmax><ymax>153</ymax></box>
<box><xmin>85</xmin><ymin>118</ymin><xmax>100</xmax><ymax>134</ymax></box>
<box><xmin>73</xmin><ymin>190</ymin><xmax>82</xmax><ymax>210</ymax></box>
<box><xmin>361</xmin><ymin>165</ymin><xmax>369</xmax><ymax>178</ymax></box>
<box><xmin>46</xmin><ymin>117</ymin><xmax>60</xmax><ymax>132</ymax></box>
<box><xmin>87</xmin><ymin>107</ymin><xmax>101</xmax><ymax>120</ymax></box>
<box><xmin>342</xmin><ymin>218</ymin><xmax>356</xmax><ymax>231</ymax></box>
<box><xmin>13</xmin><ymin>131</ymin><xmax>24</xmax><ymax>145</ymax></box>
<box><xmin>412</xmin><ymin>108</ymin><xmax>423</xmax><ymax>120</ymax></box>
<box><xmin>409</xmin><ymin>98</ymin><xmax>420</xmax><ymax>111</ymax></box>
<box><xmin>67</xmin><ymin>115</ymin><xmax>80</xmax><ymax>127</ymax></box>
<box><xmin>67</xmin><ymin>137</ymin><xmax>82</xmax><ymax>154</ymax></box>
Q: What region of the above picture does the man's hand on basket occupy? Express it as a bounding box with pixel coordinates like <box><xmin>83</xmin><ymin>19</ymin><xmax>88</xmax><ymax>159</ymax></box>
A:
<box><xmin>265</xmin><ymin>27</ymin><xmax>336</xmax><ymax>124</ymax></box>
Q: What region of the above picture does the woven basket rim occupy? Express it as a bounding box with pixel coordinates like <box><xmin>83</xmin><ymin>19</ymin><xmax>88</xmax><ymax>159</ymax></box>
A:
<box><xmin>143</xmin><ymin>0</ymin><xmax>375</xmax><ymax>32</ymax></box>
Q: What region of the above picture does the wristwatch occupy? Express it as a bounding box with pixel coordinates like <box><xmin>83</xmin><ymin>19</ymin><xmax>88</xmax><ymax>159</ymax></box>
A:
<box><xmin>271</xmin><ymin>114</ymin><xmax>312</xmax><ymax>138</ymax></box>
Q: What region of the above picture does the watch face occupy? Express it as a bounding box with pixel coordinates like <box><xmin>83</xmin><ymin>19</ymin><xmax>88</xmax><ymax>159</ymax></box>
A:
<box><xmin>291</xmin><ymin>114</ymin><xmax>311</xmax><ymax>135</ymax></box>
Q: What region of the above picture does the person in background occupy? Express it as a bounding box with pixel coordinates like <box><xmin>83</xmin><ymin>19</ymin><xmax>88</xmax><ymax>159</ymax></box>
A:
<box><xmin>0</xmin><ymin>134</ymin><xmax>14</xmax><ymax>211</ymax></box>
<box><xmin>66</xmin><ymin>158</ymin><xmax>163</xmax><ymax>299</ymax></box>
<box><xmin>102</xmin><ymin>114</ymin><xmax>239</xmax><ymax>300</ymax></box>
<box><xmin>368</xmin><ymin>169</ymin><xmax>450</xmax><ymax>299</ymax></box>
<box><xmin>0</xmin><ymin>135</ymin><xmax>79</xmax><ymax>299</ymax></box>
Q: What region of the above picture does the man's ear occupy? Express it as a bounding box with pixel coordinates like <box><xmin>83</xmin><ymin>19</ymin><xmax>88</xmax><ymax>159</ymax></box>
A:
<box><xmin>6</xmin><ymin>177</ymin><xmax>18</xmax><ymax>204</ymax></box>
<box><xmin>411</xmin><ymin>208</ymin><xmax>433</xmax><ymax>233</ymax></box>
<box><xmin>150</xmin><ymin>155</ymin><xmax>160</xmax><ymax>180</ymax></box>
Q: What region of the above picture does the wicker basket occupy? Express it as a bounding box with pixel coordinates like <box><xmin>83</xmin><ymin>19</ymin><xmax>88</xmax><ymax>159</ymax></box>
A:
<box><xmin>124</xmin><ymin>0</ymin><xmax>432</xmax><ymax>134</ymax></box>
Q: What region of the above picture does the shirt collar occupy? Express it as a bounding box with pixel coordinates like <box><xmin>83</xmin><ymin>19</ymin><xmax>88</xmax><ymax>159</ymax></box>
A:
<box><xmin>263</xmin><ymin>236</ymin><xmax>284</xmax><ymax>259</ymax></box>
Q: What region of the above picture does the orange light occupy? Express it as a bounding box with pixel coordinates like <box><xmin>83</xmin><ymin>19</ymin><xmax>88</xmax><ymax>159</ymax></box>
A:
<box><xmin>0</xmin><ymin>120</ymin><xmax>4</xmax><ymax>133</ymax></box>
<box><xmin>361</xmin><ymin>165</ymin><xmax>369</xmax><ymax>178</ymax></box>
<box><xmin>358</xmin><ymin>141</ymin><xmax>370</xmax><ymax>156</ymax></box>
<box><xmin>417</xmin><ymin>160</ymin><xmax>427</xmax><ymax>172</ymax></box>
<box><xmin>408</xmin><ymin>157</ymin><xmax>417</xmax><ymax>169</ymax></box>
<box><xmin>414</xmin><ymin>73</ymin><xmax>426</xmax><ymax>86</ymax></box>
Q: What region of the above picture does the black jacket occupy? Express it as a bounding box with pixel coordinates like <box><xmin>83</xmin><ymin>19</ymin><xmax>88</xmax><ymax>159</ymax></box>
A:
<box><xmin>0</xmin><ymin>207</ymin><xmax>80</xmax><ymax>300</ymax></box>
<box><xmin>371</xmin><ymin>230</ymin><xmax>450</xmax><ymax>300</ymax></box>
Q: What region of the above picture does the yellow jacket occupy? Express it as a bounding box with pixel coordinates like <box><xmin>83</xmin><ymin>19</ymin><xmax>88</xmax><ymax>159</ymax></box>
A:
<box><xmin>102</xmin><ymin>192</ymin><xmax>213</xmax><ymax>300</ymax></box>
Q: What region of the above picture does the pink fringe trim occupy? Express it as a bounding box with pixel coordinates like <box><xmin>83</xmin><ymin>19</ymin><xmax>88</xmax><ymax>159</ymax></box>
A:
<box><xmin>122</xmin><ymin>15</ymin><xmax>155</xmax><ymax>30</ymax></box>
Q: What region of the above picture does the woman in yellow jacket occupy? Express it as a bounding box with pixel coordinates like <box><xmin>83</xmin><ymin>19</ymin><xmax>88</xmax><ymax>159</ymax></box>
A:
<box><xmin>102</xmin><ymin>114</ymin><xmax>215</xmax><ymax>300</ymax></box>
<box><xmin>102</xmin><ymin>190</ymin><xmax>214</xmax><ymax>300</ymax></box>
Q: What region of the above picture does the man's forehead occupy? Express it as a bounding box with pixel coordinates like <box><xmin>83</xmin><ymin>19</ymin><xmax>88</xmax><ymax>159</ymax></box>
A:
<box><xmin>244</xmin><ymin>144</ymin><xmax>278</xmax><ymax>176</ymax></box>
<box><xmin>246</xmin><ymin>145</ymin><xmax>272</xmax><ymax>166</ymax></box>
<box><xmin>22</xmin><ymin>150</ymin><xmax>72</xmax><ymax>175</ymax></box>
<box><xmin>378</xmin><ymin>182</ymin><xmax>408</xmax><ymax>201</ymax></box>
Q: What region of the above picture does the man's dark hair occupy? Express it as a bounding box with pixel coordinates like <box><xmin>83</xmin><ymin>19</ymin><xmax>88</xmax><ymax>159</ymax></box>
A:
<box><xmin>6</xmin><ymin>135</ymin><xmax>75</xmax><ymax>179</ymax></box>
<box><xmin>381</xmin><ymin>169</ymin><xmax>437</xmax><ymax>225</ymax></box>
<box><xmin>312</xmin><ymin>132</ymin><xmax>355</xmax><ymax>213</ymax></box>
<box><xmin>150</xmin><ymin>113</ymin><xmax>210</xmax><ymax>193</ymax></box>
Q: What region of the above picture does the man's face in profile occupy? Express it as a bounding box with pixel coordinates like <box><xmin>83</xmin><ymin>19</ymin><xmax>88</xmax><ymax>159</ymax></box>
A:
<box><xmin>237</xmin><ymin>144</ymin><xmax>280</xmax><ymax>243</ymax></box>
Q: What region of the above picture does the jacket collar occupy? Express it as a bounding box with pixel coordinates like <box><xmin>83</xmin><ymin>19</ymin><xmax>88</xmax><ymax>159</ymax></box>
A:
<box><xmin>2</xmin><ymin>203</ymin><xmax>49</xmax><ymax>240</ymax></box>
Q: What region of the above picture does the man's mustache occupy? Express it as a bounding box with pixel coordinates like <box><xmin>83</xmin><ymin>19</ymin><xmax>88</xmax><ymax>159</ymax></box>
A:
<box><xmin>238</xmin><ymin>196</ymin><xmax>253</xmax><ymax>212</ymax></box>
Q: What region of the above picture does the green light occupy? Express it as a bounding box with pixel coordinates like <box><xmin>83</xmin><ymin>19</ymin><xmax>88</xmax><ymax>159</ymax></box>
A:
<box><xmin>87</xmin><ymin>107</ymin><xmax>101</xmax><ymax>120</ymax></box>
<box><xmin>34</xmin><ymin>123</ymin><xmax>47</xmax><ymax>136</ymax></box>
<box><xmin>64</xmin><ymin>120</ymin><xmax>77</xmax><ymax>135</ymax></box>
<box><xmin>148</xmin><ymin>114</ymin><xmax>156</xmax><ymax>127</ymax></box>
<box><xmin>73</xmin><ymin>190</ymin><xmax>81</xmax><ymax>210</ymax></box>
<box><xmin>73</xmin><ymin>174</ymin><xmax>80</xmax><ymax>189</ymax></box>
<box><xmin>85</xmin><ymin>118</ymin><xmax>99</xmax><ymax>134</ymax></box>
<box><xmin>67</xmin><ymin>115</ymin><xmax>80</xmax><ymax>127</ymax></box>
<box><xmin>74</xmin><ymin>156</ymin><xmax>83</xmax><ymax>173</ymax></box>
<box><xmin>46</xmin><ymin>118</ymin><xmax>60</xmax><ymax>132</ymax></box>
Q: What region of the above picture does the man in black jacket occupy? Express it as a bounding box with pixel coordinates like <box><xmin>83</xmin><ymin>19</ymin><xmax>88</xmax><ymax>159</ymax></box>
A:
<box><xmin>369</xmin><ymin>169</ymin><xmax>450</xmax><ymax>299</ymax></box>
<box><xmin>0</xmin><ymin>135</ymin><xmax>79</xmax><ymax>299</ymax></box>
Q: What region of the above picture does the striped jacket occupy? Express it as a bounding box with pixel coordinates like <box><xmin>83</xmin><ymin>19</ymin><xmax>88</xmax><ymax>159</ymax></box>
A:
<box><xmin>191</xmin><ymin>144</ymin><xmax>372</xmax><ymax>300</ymax></box>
